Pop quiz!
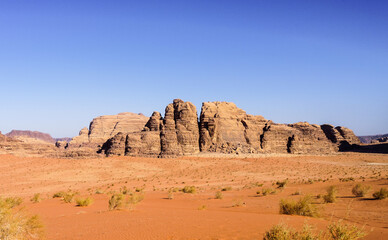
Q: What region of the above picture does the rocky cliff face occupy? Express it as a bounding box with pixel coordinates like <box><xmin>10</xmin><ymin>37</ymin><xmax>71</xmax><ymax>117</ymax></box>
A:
<box><xmin>101</xmin><ymin>99</ymin><xmax>200</xmax><ymax>157</ymax></box>
<box><xmin>102</xmin><ymin>99</ymin><xmax>360</xmax><ymax>157</ymax></box>
<box><xmin>68</xmin><ymin>112</ymin><xmax>149</xmax><ymax>149</ymax></box>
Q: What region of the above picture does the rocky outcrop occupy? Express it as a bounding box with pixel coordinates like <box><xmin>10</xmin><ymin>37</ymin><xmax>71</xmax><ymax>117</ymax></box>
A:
<box><xmin>199</xmin><ymin>102</ymin><xmax>267</xmax><ymax>154</ymax></box>
<box><xmin>6</xmin><ymin>130</ymin><xmax>56</xmax><ymax>143</ymax></box>
<box><xmin>321</xmin><ymin>125</ymin><xmax>360</xmax><ymax>146</ymax></box>
<box><xmin>98</xmin><ymin>99</ymin><xmax>363</xmax><ymax>157</ymax></box>
<box><xmin>160</xmin><ymin>99</ymin><xmax>199</xmax><ymax>156</ymax></box>
<box><xmin>102</xmin><ymin>99</ymin><xmax>200</xmax><ymax>157</ymax></box>
<box><xmin>68</xmin><ymin>113</ymin><xmax>149</xmax><ymax>149</ymax></box>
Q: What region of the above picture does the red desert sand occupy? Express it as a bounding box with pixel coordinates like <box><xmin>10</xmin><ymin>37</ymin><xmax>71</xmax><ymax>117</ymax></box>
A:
<box><xmin>1</xmin><ymin>153</ymin><xmax>387</xmax><ymax>239</ymax></box>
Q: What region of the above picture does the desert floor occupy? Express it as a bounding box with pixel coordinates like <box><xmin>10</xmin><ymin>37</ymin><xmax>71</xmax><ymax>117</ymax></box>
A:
<box><xmin>1</xmin><ymin>153</ymin><xmax>387</xmax><ymax>240</ymax></box>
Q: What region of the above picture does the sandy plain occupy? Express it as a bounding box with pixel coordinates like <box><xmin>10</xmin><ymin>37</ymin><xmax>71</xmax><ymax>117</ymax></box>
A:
<box><xmin>1</xmin><ymin>153</ymin><xmax>387</xmax><ymax>239</ymax></box>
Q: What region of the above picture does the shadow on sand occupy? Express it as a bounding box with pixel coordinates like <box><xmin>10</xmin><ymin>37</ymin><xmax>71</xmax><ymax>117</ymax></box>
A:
<box><xmin>339</xmin><ymin>142</ymin><xmax>388</xmax><ymax>154</ymax></box>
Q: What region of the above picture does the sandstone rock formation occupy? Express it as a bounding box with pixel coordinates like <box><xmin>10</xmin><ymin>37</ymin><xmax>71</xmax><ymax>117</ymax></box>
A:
<box><xmin>68</xmin><ymin>112</ymin><xmax>149</xmax><ymax>149</ymax></box>
<box><xmin>102</xmin><ymin>99</ymin><xmax>200</xmax><ymax>157</ymax></box>
<box><xmin>102</xmin><ymin>99</ymin><xmax>360</xmax><ymax>157</ymax></box>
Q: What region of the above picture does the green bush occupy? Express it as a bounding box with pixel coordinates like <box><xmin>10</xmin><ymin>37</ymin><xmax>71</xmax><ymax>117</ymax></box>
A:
<box><xmin>182</xmin><ymin>186</ymin><xmax>196</xmax><ymax>194</ymax></box>
<box><xmin>351</xmin><ymin>184</ymin><xmax>370</xmax><ymax>197</ymax></box>
<box><xmin>279</xmin><ymin>195</ymin><xmax>318</xmax><ymax>217</ymax></box>
<box><xmin>323</xmin><ymin>186</ymin><xmax>337</xmax><ymax>203</ymax></box>
<box><xmin>373</xmin><ymin>188</ymin><xmax>388</xmax><ymax>200</ymax></box>
<box><xmin>76</xmin><ymin>197</ymin><xmax>93</xmax><ymax>207</ymax></box>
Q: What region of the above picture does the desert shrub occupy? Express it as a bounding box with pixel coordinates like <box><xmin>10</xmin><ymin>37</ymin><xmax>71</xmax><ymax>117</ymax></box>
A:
<box><xmin>262</xmin><ymin>188</ymin><xmax>276</xmax><ymax>196</ymax></box>
<box><xmin>198</xmin><ymin>205</ymin><xmax>207</xmax><ymax>210</ymax></box>
<box><xmin>372</xmin><ymin>188</ymin><xmax>388</xmax><ymax>200</ymax></box>
<box><xmin>221</xmin><ymin>186</ymin><xmax>232</xmax><ymax>191</ymax></box>
<box><xmin>95</xmin><ymin>189</ymin><xmax>103</xmax><ymax>194</ymax></box>
<box><xmin>279</xmin><ymin>195</ymin><xmax>318</xmax><ymax>217</ymax></box>
<box><xmin>167</xmin><ymin>191</ymin><xmax>174</xmax><ymax>200</ymax></box>
<box><xmin>292</xmin><ymin>190</ymin><xmax>301</xmax><ymax>196</ymax></box>
<box><xmin>109</xmin><ymin>193</ymin><xmax>125</xmax><ymax>210</ymax></box>
<box><xmin>30</xmin><ymin>193</ymin><xmax>41</xmax><ymax>203</ymax></box>
<box><xmin>62</xmin><ymin>191</ymin><xmax>77</xmax><ymax>203</ymax></box>
<box><xmin>276</xmin><ymin>179</ymin><xmax>288</xmax><ymax>189</ymax></box>
<box><xmin>328</xmin><ymin>220</ymin><xmax>366</xmax><ymax>240</ymax></box>
<box><xmin>182</xmin><ymin>186</ymin><xmax>196</xmax><ymax>194</ymax></box>
<box><xmin>215</xmin><ymin>191</ymin><xmax>223</xmax><ymax>199</ymax></box>
<box><xmin>351</xmin><ymin>184</ymin><xmax>370</xmax><ymax>197</ymax></box>
<box><xmin>128</xmin><ymin>193</ymin><xmax>144</xmax><ymax>205</ymax></box>
<box><xmin>0</xmin><ymin>197</ymin><xmax>44</xmax><ymax>239</ymax></box>
<box><xmin>323</xmin><ymin>186</ymin><xmax>337</xmax><ymax>203</ymax></box>
<box><xmin>120</xmin><ymin>186</ymin><xmax>129</xmax><ymax>195</ymax></box>
<box><xmin>232</xmin><ymin>199</ymin><xmax>246</xmax><ymax>207</ymax></box>
<box><xmin>263</xmin><ymin>223</ymin><xmax>292</xmax><ymax>240</ymax></box>
<box><xmin>4</xmin><ymin>197</ymin><xmax>23</xmax><ymax>208</ymax></box>
<box><xmin>52</xmin><ymin>191</ymin><xmax>65</xmax><ymax>198</ymax></box>
<box><xmin>339</xmin><ymin>177</ymin><xmax>355</xmax><ymax>182</ymax></box>
<box><xmin>264</xmin><ymin>221</ymin><xmax>365</xmax><ymax>240</ymax></box>
<box><xmin>263</xmin><ymin>223</ymin><xmax>319</xmax><ymax>240</ymax></box>
<box><xmin>76</xmin><ymin>197</ymin><xmax>93</xmax><ymax>207</ymax></box>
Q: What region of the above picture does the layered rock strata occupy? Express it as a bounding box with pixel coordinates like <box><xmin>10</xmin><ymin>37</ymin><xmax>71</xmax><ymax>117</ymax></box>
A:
<box><xmin>102</xmin><ymin>99</ymin><xmax>360</xmax><ymax>157</ymax></box>
<box><xmin>68</xmin><ymin>112</ymin><xmax>149</xmax><ymax>149</ymax></box>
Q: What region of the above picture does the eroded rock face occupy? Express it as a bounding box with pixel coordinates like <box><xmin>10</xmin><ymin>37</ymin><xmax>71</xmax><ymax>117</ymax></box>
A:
<box><xmin>6</xmin><ymin>130</ymin><xmax>56</xmax><ymax>143</ymax></box>
<box><xmin>200</xmin><ymin>102</ymin><xmax>268</xmax><ymax>154</ymax></box>
<box><xmin>68</xmin><ymin>113</ymin><xmax>149</xmax><ymax>149</ymax></box>
<box><xmin>160</xmin><ymin>99</ymin><xmax>199</xmax><ymax>156</ymax></box>
<box><xmin>101</xmin><ymin>99</ymin><xmax>360</xmax><ymax>157</ymax></box>
<box><xmin>102</xmin><ymin>99</ymin><xmax>200</xmax><ymax>157</ymax></box>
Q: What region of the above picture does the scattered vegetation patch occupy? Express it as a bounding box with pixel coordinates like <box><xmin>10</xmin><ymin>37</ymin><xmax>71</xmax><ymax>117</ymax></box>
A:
<box><xmin>221</xmin><ymin>186</ymin><xmax>232</xmax><ymax>191</ymax></box>
<box><xmin>279</xmin><ymin>195</ymin><xmax>318</xmax><ymax>217</ymax></box>
<box><xmin>182</xmin><ymin>186</ymin><xmax>196</xmax><ymax>194</ymax></box>
<box><xmin>30</xmin><ymin>193</ymin><xmax>41</xmax><ymax>203</ymax></box>
<box><xmin>323</xmin><ymin>186</ymin><xmax>337</xmax><ymax>203</ymax></box>
<box><xmin>108</xmin><ymin>193</ymin><xmax>125</xmax><ymax>210</ymax></box>
<box><xmin>351</xmin><ymin>184</ymin><xmax>370</xmax><ymax>197</ymax></box>
<box><xmin>52</xmin><ymin>191</ymin><xmax>65</xmax><ymax>198</ymax></box>
<box><xmin>263</xmin><ymin>223</ymin><xmax>319</xmax><ymax>240</ymax></box>
<box><xmin>262</xmin><ymin>188</ymin><xmax>276</xmax><ymax>196</ymax></box>
<box><xmin>215</xmin><ymin>191</ymin><xmax>223</xmax><ymax>199</ymax></box>
<box><xmin>232</xmin><ymin>199</ymin><xmax>246</xmax><ymax>207</ymax></box>
<box><xmin>76</xmin><ymin>197</ymin><xmax>93</xmax><ymax>207</ymax></box>
<box><xmin>62</xmin><ymin>191</ymin><xmax>78</xmax><ymax>203</ymax></box>
<box><xmin>198</xmin><ymin>205</ymin><xmax>207</xmax><ymax>210</ymax></box>
<box><xmin>264</xmin><ymin>221</ymin><xmax>366</xmax><ymax>240</ymax></box>
<box><xmin>339</xmin><ymin>177</ymin><xmax>355</xmax><ymax>182</ymax></box>
<box><xmin>328</xmin><ymin>220</ymin><xmax>366</xmax><ymax>240</ymax></box>
<box><xmin>0</xmin><ymin>197</ymin><xmax>44</xmax><ymax>240</ymax></box>
<box><xmin>372</xmin><ymin>188</ymin><xmax>388</xmax><ymax>200</ymax></box>
<box><xmin>276</xmin><ymin>179</ymin><xmax>288</xmax><ymax>189</ymax></box>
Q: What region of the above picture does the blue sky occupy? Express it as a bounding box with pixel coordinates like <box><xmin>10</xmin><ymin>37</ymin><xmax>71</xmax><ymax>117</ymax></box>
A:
<box><xmin>0</xmin><ymin>0</ymin><xmax>387</xmax><ymax>138</ymax></box>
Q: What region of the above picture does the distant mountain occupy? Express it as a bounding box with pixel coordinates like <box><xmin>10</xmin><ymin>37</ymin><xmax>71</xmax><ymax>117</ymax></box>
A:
<box><xmin>358</xmin><ymin>134</ymin><xmax>388</xmax><ymax>143</ymax></box>
<box><xmin>6</xmin><ymin>130</ymin><xmax>55</xmax><ymax>143</ymax></box>
<box><xmin>55</xmin><ymin>137</ymin><xmax>72</xmax><ymax>143</ymax></box>
<box><xmin>6</xmin><ymin>130</ymin><xmax>71</xmax><ymax>144</ymax></box>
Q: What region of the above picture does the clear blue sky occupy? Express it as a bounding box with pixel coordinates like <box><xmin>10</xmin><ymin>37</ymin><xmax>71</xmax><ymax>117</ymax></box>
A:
<box><xmin>0</xmin><ymin>0</ymin><xmax>387</xmax><ymax>138</ymax></box>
